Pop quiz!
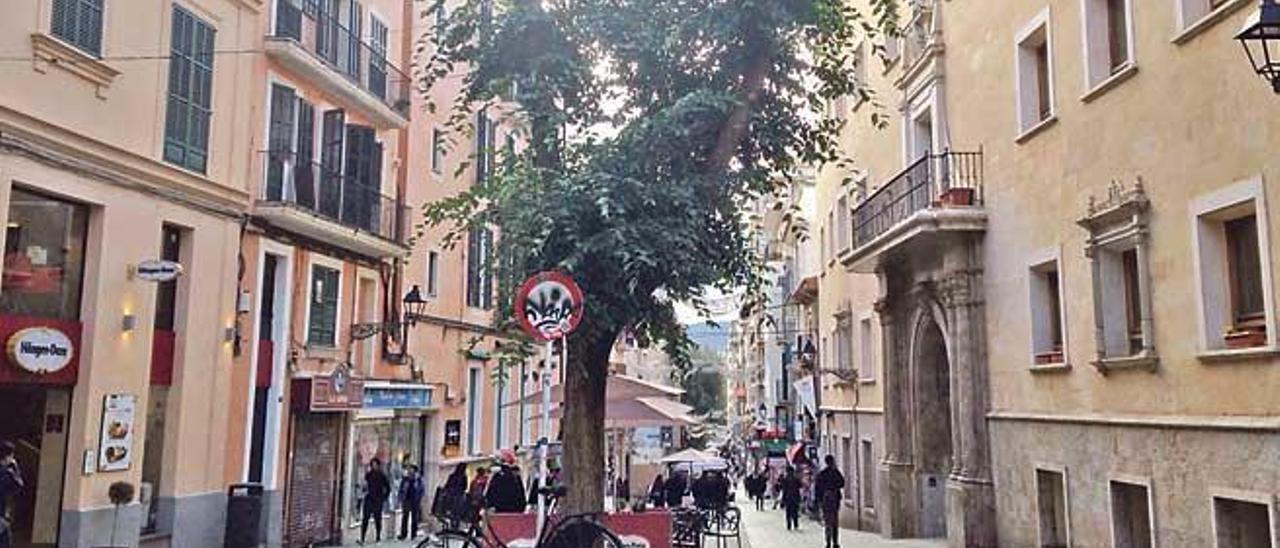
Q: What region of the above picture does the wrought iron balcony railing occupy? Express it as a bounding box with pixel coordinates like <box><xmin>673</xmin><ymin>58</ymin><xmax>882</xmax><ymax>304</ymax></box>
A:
<box><xmin>851</xmin><ymin>150</ymin><xmax>983</xmax><ymax>249</ymax></box>
<box><xmin>259</xmin><ymin>150</ymin><xmax>401</xmax><ymax>242</ymax></box>
<box><xmin>271</xmin><ymin>1</ymin><xmax>410</xmax><ymax>118</ymax></box>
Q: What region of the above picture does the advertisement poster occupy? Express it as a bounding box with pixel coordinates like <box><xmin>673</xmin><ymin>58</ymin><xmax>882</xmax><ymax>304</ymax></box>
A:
<box><xmin>97</xmin><ymin>394</ymin><xmax>136</xmax><ymax>472</ymax></box>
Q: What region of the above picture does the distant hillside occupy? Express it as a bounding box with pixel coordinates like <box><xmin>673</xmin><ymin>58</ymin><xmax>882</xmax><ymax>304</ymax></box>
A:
<box><xmin>686</xmin><ymin>322</ymin><xmax>729</xmax><ymax>353</ymax></box>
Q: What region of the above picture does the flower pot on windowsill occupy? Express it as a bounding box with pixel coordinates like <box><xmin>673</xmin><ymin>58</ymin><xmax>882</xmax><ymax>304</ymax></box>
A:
<box><xmin>938</xmin><ymin>188</ymin><xmax>975</xmax><ymax>206</ymax></box>
<box><xmin>1034</xmin><ymin>350</ymin><xmax>1064</xmax><ymax>365</ymax></box>
<box><xmin>1224</xmin><ymin>326</ymin><xmax>1267</xmax><ymax>349</ymax></box>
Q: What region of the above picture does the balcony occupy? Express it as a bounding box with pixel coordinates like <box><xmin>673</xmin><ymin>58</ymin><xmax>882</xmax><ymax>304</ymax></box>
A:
<box><xmin>841</xmin><ymin>150</ymin><xmax>986</xmax><ymax>273</ymax></box>
<box><xmin>265</xmin><ymin>2</ymin><xmax>410</xmax><ymax>129</ymax></box>
<box><xmin>254</xmin><ymin>151</ymin><xmax>407</xmax><ymax>259</ymax></box>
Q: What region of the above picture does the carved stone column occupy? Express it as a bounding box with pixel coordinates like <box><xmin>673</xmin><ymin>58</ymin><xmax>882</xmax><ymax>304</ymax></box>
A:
<box><xmin>939</xmin><ymin>240</ymin><xmax>997</xmax><ymax>548</ymax></box>
<box><xmin>875</xmin><ymin>268</ymin><xmax>917</xmax><ymax>538</ymax></box>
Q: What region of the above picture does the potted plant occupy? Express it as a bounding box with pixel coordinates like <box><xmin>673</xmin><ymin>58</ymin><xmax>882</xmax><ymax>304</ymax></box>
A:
<box><xmin>104</xmin><ymin>481</ymin><xmax>134</xmax><ymax>548</ymax></box>
<box><xmin>938</xmin><ymin>187</ymin><xmax>975</xmax><ymax>206</ymax></box>
<box><xmin>1224</xmin><ymin>324</ymin><xmax>1267</xmax><ymax>349</ymax></box>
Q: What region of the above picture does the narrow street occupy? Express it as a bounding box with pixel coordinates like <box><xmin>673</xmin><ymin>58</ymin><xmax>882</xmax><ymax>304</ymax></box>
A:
<box><xmin>734</xmin><ymin>494</ymin><xmax>944</xmax><ymax>548</ymax></box>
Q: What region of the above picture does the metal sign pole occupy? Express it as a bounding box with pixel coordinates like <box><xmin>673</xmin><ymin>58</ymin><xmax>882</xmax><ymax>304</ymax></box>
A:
<box><xmin>536</xmin><ymin>339</ymin><xmax>554</xmax><ymax>539</ymax></box>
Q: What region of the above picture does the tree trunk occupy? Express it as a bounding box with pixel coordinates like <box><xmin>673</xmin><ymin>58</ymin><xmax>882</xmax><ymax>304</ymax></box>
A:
<box><xmin>560</xmin><ymin>327</ymin><xmax>620</xmax><ymax>514</ymax></box>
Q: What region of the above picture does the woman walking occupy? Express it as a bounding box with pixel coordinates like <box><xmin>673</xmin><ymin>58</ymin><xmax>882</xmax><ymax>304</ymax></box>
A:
<box><xmin>780</xmin><ymin>466</ymin><xmax>803</xmax><ymax>531</ymax></box>
<box><xmin>360</xmin><ymin>458</ymin><xmax>391</xmax><ymax>545</ymax></box>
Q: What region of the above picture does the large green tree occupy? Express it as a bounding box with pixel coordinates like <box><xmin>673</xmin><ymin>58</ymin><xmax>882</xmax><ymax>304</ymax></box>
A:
<box><xmin>416</xmin><ymin>0</ymin><xmax>894</xmax><ymax>513</ymax></box>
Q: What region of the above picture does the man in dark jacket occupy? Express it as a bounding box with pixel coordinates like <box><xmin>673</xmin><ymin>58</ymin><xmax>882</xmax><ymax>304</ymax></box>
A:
<box><xmin>814</xmin><ymin>455</ymin><xmax>847</xmax><ymax>548</ymax></box>
<box><xmin>745</xmin><ymin>468</ymin><xmax>767</xmax><ymax>510</ymax></box>
<box><xmin>664</xmin><ymin>470</ymin><xmax>688</xmax><ymax>508</ymax></box>
<box><xmin>360</xmin><ymin>458</ymin><xmax>391</xmax><ymax>545</ymax></box>
<box><xmin>397</xmin><ymin>465</ymin><xmax>425</xmax><ymax>541</ymax></box>
<box><xmin>0</xmin><ymin>441</ymin><xmax>23</xmax><ymax>548</ymax></box>
<box><xmin>780</xmin><ymin>466</ymin><xmax>803</xmax><ymax>531</ymax></box>
<box><xmin>485</xmin><ymin>465</ymin><xmax>528</xmax><ymax>513</ymax></box>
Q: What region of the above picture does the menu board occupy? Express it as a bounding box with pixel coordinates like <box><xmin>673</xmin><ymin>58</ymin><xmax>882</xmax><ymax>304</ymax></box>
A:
<box><xmin>97</xmin><ymin>394</ymin><xmax>136</xmax><ymax>472</ymax></box>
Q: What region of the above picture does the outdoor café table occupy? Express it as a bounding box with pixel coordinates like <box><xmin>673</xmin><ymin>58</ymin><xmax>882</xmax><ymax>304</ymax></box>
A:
<box><xmin>486</xmin><ymin>510</ymin><xmax>674</xmax><ymax>548</ymax></box>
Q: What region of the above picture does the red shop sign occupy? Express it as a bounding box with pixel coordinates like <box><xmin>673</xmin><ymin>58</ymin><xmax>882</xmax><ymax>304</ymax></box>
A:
<box><xmin>0</xmin><ymin>315</ymin><xmax>80</xmax><ymax>386</ymax></box>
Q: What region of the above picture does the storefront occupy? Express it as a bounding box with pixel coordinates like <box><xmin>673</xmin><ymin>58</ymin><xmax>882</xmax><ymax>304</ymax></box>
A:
<box><xmin>0</xmin><ymin>187</ymin><xmax>88</xmax><ymax>547</ymax></box>
<box><xmin>341</xmin><ymin>382</ymin><xmax>434</xmax><ymax>532</ymax></box>
<box><xmin>285</xmin><ymin>366</ymin><xmax>364</xmax><ymax>548</ymax></box>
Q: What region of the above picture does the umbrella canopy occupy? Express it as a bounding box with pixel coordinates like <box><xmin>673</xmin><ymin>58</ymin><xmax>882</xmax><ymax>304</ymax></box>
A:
<box><xmin>544</xmin><ymin>397</ymin><xmax>699</xmax><ymax>428</ymax></box>
<box><xmin>507</xmin><ymin>374</ymin><xmax>683</xmax><ymax>407</ymax></box>
<box><xmin>659</xmin><ymin>448</ymin><xmax>716</xmax><ymax>464</ymax></box>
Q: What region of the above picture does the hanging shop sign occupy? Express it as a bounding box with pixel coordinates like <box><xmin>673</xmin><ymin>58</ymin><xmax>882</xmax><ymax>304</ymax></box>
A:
<box><xmin>7</xmin><ymin>326</ymin><xmax>74</xmax><ymax>374</ymax></box>
<box><xmin>97</xmin><ymin>394</ymin><xmax>136</xmax><ymax>472</ymax></box>
<box><xmin>293</xmin><ymin>364</ymin><xmax>365</xmax><ymax>412</ymax></box>
<box><xmin>514</xmin><ymin>271</ymin><xmax>584</xmax><ymax>342</ymax></box>
<box><xmin>132</xmin><ymin>260</ymin><xmax>184</xmax><ymax>283</ymax></box>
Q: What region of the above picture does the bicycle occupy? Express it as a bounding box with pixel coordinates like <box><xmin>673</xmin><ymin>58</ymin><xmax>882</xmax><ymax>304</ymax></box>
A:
<box><xmin>419</xmin><ymin>486</ymin><xmax>627</xmax><ymax>548</ymax></box>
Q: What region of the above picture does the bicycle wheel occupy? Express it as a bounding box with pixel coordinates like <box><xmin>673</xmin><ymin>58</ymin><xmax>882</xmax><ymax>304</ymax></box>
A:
<box><xmin>540</xmin><ymin>514</ymin><xmax>626</xmax><ymax>548</ymax></box>
<box><xmin>417</xmin><ymin>529</ymin><xmax>484</xmax><ymax>548</ymax></box>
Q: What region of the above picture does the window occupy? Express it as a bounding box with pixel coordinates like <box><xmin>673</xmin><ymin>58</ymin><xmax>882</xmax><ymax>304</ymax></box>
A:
<box><xmin>343</xmin><ymin>125</ymin><xmax>383</xmax><ymax>231</ymax></box>
<box><xmin>475</xmin><ymin>110</ymin><xmax>497</xmax><ymax>187</ymax></box>
<box><xmin>908</xmin><ymin>105</ymin><xmax>934</xmax><ymax>161</ymax></box>
<box><xmin>858</xmin><ymin>316</ymin><xmax>875</xmax><ymax>381</ymax></box>
<box><xmin>852</xmin><ymin>42</ymin><xmax>867</xmax><ymax>91</ymax></box>
<box><xmin>431</xmin><ymin>128</ymin><xmax>445</xmax><ymax>174</ymax></box>
<box><xmin>368</xmin><ymin>15</ymin><xmax>389</xmax><ymax>100</ymax></box>
<box><xmin>426</xmin><ymin>251</ymin><xmax>439</xmax><ymax>297</ymax></box>
<box><xmin>307</xmin><ymin>264</ymin><xmax>341</xmax><ymax>346</ymax></box>
<box><xmin>836</xmin><ymin>315</ymin><xmax>854</xmax><ymax>375</ymax></box>
<box><xmin>827</xmin><ymin>211</ymin><xmax>836</xmax><ymax>260</ymax></box>
<box><xmin>163</xmin><ymin>6</ymin><xmax>215</xmax><ymax>173</ymax></box>
<box><xmin>1036</xmin><ymin>469</ymin><xmax>1070</xmax><ymax>548</ymax></box>
<box><xmin>879</xmin><ymin>31</ymin><xmax>901</xmax><ymax>66</ymax></box>
<box><xmin>820</xmin><ymin>227</ymin><xmax>828</xmax><ymax>264</ymax></box>
<box><xmin>265</xmin><ymin>85</ymin><xmax>319</xmax><ymax>205</ymax></box>
<box><xmin>1213</xmin><ymin>495</ymin><xmax>1275</xmax><ymax>548</ymax></box>
<box><xmin>51</xmin><ymin>0</ymin><xmax>105</xmax><ymax>57</ymax></box>
<box><xmin>836</xmin><ymin>196</ymin><xmax>850</xmax><ymax>253</ymax></box>
<box><xmin>1016</xmin><ymin>10</ymin><xmax>1055</xmax><ymax>134</ymax></box>
<box><xmin>860</xmin><ymin>439</ymin><xmax>875</xmax><ymax>509</ymax></box>
<box><xmin>1029</xmin><ymin>258</ymin><xmax>1066</xmax><ymax>364</ymax></box>
<box><xmin>1080</xmin><ymin>182</ymin><xmax>1156</xmax><ymax>366</ymax></box>
<box><xmin>466</xmin><ymin>226</ymin><xmax>493</xmax><ymax>309</ymax></box>
<box><xmin>1110</xmin><ymin>480</ymin><xmax>1154</xmax><ymax>548</ymax></box>
<box><xmin>1082</xmin><ymin>0</ymin><xmax>1134</xmax><ymax>88</ymax></box>
<box><xmin>154</xmin><ymin>225</ymin><xmax>182</xmax><ymax>332</ymax></box>
<box><xmin>1192</xmin><ymin>179</ymin><xmax>1274</xmax><ymax>352</ymax></box>
<box><xmin>466</xmin><ymin>366</ymin><xmax>482</xmax><ymax>454</ymax></box>
<box><xmin>1226</xmin><ymin>216</ymin><xmax>1265</xmax><ymax>325</ymax></box>
<box><xmin>494</xmin><ymin>370</ymin><xmax>506</xmax><ymax>449</ymax></box>
<box><xmin>1177</xmin><ymin>0</ymin><xmax>1243</xmax><ymax>35</ymax></box>
<box><xmin>1</xmin><ymin>188</ymin><xmax>89</xmax><ymax>320</ymax></box>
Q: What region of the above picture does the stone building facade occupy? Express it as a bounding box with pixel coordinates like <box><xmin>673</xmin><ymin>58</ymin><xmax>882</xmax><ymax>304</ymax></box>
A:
<box><xmin>817</xmin><ymin>0</ymin><xmax>1280</xmax><ymax>546</ymax></box>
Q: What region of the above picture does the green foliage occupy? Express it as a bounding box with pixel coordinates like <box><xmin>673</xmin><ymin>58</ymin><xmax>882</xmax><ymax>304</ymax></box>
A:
<box><xmin>413</xmin><ymin>0</ymin><xmax>897</xmax><ymax>361</ymax></box>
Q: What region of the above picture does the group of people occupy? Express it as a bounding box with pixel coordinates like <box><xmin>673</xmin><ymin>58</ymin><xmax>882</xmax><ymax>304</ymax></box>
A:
<box><xmin>357</xmin><ymin>458</ymin><xmax>426</xmax><ymax>545</ymax></box>
<box><xmin>743</xmin><ymin>455</ymin><xmax>847</xmax><ymax>548</ymax></box>
<box><xmin>645</xmin><ymin>468</ymin><xmax>732</xmax><ymax>510</ymax></box>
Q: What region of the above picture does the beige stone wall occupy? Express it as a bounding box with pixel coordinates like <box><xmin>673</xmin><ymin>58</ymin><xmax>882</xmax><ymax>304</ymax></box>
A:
<box><xmin>941</xmin><ymin>0</ymin><xmax>1280</xmax><ymax>417</ymax></box>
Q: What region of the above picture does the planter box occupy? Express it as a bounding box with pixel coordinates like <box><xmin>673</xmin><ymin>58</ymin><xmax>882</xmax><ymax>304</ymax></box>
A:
<box><xmin>1034</xmin><ymin>350</ymin><xmax>1064</xmax><ymax>365</ymax></box>
<box><xmin>938</xmin><ymin>188</ymin><xmax>975</xmax><ymax>206</ymax></box>
<box><xmin>1224</xmin><ymin>328</ymin><xmax>1267</xmax><ymax>349</ymax></box>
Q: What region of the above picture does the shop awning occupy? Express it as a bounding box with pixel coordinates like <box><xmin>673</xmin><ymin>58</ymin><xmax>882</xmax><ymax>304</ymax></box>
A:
<box><xmin>543</xmin><ymin>396</ymin><xmax>699</xmax><ymax>428</ymax></box>
<box><xmin>507</xmin><ymin>374</ymin><xmax>683</xmax><ymax>407</ymax></box>
<box><xmin>789</xmin><ymin>275</ymin><xmax>819</xmax><ymax>305</ymax></box>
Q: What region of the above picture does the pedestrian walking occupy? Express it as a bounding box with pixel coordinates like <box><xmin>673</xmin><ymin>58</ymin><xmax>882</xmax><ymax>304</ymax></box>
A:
<box><xmin>485</xmin><ymin>464</ymin><xmax>527</xmax><ymax>513</ymax></box>
<box><xmin>780</xmin><ymin>466</ymin><xmax>802</xmax><ymax>531</ymax></box>
<box><xmin>0</xmin><ymin>441</ymin><xmax>23</xmax><ymax>548</ymax></box>
<box><xmin>360</xmin><ymin>458</ymin><xmax>391</xmax><ymax>545</ymax></box>
<box><xmin>648</xmin><ymin>474</ymin><xmax>666</xmax><ymax>508</ymax></box>
<box><xmin>815</xmin><ymin>455</ymin><xmax>847</xmax><ymax>548</ymax></box>
<box><xmin>397</xmin><ymin>465</ymin><xmax>425</xmax><ymax>541</ymax></box>
<box><xmin>745</xmin><ymin>468</ymin><xmax>767</xmax><ymax>511</ymax></box>
<box><xmin>664</xmin><ymin>470</ymin><xmax>688</xmax><ymax>508</ymax></box>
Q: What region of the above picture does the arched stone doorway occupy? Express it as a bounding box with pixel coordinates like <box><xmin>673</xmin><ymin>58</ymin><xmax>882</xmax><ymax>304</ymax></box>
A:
<box><xmin>911</xmin><ymin>311</ymin><xmax>952</xmax><ymax>539</ymax></box>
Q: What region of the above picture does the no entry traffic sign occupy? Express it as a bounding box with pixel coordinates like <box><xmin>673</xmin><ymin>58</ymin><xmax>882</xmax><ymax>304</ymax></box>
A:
<box><xmin>514</xmin><ymin>271</ymin><xmax>584</xmax><ymax>341</ymax></box>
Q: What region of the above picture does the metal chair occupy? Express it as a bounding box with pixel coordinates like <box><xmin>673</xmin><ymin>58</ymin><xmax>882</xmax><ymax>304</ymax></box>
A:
<box><xmin>699</xmin><ymin>506</ymin><xmax>742</xmax><ymax>548</ymax></box>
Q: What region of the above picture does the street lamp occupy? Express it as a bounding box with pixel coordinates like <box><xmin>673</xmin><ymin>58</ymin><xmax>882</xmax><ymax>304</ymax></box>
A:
<box><xmin>1237</xmin><ymin>0</ymin><xmax>1280</xmax><ymax>93</ymax></box>
<box><xmin>351</xmin><ymin>285</ymin><xmax>429</xmax><ymax>365</ymax></box>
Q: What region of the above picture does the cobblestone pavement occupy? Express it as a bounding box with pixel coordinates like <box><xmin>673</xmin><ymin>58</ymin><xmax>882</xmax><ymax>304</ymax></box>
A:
<box><xmin>736</xmin><ymin>495</ymin><xmax>946</xmax><ymax>548</ymax></box>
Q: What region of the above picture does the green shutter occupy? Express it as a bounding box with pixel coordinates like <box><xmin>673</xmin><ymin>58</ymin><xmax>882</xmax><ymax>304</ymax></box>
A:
<box><xmin>51</xmin><ymin>0</ymin><xmax>104</xmax><ymax>57</ymax></box>
<box><xmin>163</xmin><ymin>6</ymin><xmax>215</xmax><ymax>173</ymax></box>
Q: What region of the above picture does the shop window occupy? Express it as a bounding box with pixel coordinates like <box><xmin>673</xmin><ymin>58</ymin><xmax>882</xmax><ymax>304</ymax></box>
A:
<box><xmin>1213</xmin><ymin>496</ymin><xmax>1275</xmax><ymax>548</ymax></box>
<box><xmin>1</xmin><ymin>188</ymin><xmax>89</xmax><ymax>320</ymax></box>
<box><xmin>1036</xmin><ymin>468</ymin><xmax>1070</xmax><ymax>548</ymax></box>
<box><xmin>1082</xmin><ymin>0</ymin><xmax>1134</xmax><ymax>90</ymax></box>
<box><xmin>1029</xmin><ymin>258</ymin><xmax>1066</xmax><ymax>365</ymax></box>
<box><xmin>1192</xmin><ymin>179</ymin><xmax>1274</xmax><ymax>352</ymax></box>
<box><xmin>307</xmin><ymin>264</ymin><xmax>341</xmax><ymax>346</ymax></box>
<box><xmin>1110</xmin><ymin>480</ymin><xmax>1155</xmax><ymax>548</ymax></box>
<box><xmin>1079</xmin><ymin>182</ymin><xmax>1156</xmax><ymax>369</ymax></box>
<box><xmin>1016</xmin><ymin>9</ymin><xmax>1055</xmax><ymax>135</ymax></box>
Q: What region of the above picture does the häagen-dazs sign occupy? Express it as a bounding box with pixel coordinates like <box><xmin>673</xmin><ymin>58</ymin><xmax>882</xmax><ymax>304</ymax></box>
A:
<box><xmin>7</xmin><ymin>327</ymin><xmax>74</xmax><ymax>374</ymax></box>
